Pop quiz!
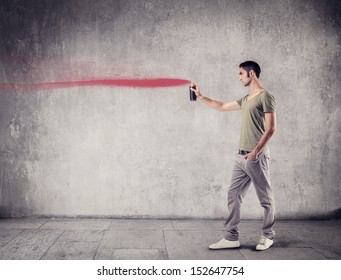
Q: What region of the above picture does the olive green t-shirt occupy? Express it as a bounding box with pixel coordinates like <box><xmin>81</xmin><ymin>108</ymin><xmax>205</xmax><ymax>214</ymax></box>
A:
<box><xmin>237</xmin><ymin>90</ymin><xmax>276</xmax><ymax>151</ymax></box>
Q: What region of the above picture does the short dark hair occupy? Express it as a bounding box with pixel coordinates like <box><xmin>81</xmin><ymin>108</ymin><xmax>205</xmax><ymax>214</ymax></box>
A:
<box><xmin>239</xmin><ymin>61</ymin><xmax>261</xmax><ymax>78</ymax></box>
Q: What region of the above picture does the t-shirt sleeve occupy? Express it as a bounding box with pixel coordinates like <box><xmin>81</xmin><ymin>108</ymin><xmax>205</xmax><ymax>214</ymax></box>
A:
<box><xmin>237</xmin><ymin>96</ymin><xmax>244</xmax><ymax>107</ymax></box>
<box><xmin>262</xmin><ymin>92</ymin><xmax>276</xmax><ymax>113</ymax></box>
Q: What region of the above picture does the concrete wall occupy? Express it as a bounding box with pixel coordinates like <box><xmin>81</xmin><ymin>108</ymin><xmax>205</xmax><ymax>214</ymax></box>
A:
<box><xmin>0</xmin><ymin>0</ymin><xmax>340</xmax><ymax>219</ymax></box>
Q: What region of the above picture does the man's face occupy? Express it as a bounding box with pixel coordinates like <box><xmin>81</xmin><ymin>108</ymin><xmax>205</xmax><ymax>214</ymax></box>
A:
<box><xmin>239</xmin><ymin>67</ymin><xmax>252</xmax><ymax>87</ymax></box>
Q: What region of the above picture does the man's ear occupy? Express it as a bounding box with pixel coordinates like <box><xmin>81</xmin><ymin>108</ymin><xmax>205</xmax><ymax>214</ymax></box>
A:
<box><xmin>249</xmin><ymin>69</ymin><xmax>255</xmax><ymax>77</ymax></box>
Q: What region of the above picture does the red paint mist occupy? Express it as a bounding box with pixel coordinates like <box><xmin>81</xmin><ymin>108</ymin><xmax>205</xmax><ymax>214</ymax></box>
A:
<box><xmin>0</xmin><ymin>78</ymin><xmax>191</xmax><ymax>92</ymax></box>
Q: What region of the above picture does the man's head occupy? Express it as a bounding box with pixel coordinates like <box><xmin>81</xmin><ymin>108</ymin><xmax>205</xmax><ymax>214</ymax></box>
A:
<box><xmin>239</xmin><ymin>61</ymin><xmax>261</xmax><ymax>78</ymax></box>
<box><xmin>239</xmin><ymin>61</ymin><xmax>261</xmax><ymax>87</ymax></box>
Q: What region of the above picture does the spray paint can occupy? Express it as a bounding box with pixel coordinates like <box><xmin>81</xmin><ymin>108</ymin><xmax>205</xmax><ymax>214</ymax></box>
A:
<box><xmin>189</xmin><ymin>88</ymin><xmax>196</xmax><ymax>101</ymax></box>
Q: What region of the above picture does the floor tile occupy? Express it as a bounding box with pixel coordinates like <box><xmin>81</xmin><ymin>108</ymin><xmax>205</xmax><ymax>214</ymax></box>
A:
<box><xmin>100</xmin><ymin>229</ymin><xmax>165</xmax><ymax>250</ymax></box>
<box><xmin>0</xmin><ymin>218</ymin><xmax>48</xmax><ymax>229</ymax></box>
<box><xmin>172</xmin><ymin>220</ymin><xmax>227</xmax><ymax>230</ymax></box>
<box><xmin>57</xmin><ymin>230</ymin><xmax>105</xmax><ymax>242</ymax></box>
<box><xmin>42</xmin><ymin>241</ymin><xmax>99</xmax><ymax>260</ymax></box>
<box><xmin>95</xmin><ymin>248</ymin><xmax>168</xmax><ymax>260</ymax></box>
<box><xmin>0</xmin><ymin>229</ymin><xmax>23</xmax><ymax>248</ymax></box>
<box><xmin>109</xmin><ymin>219</ymin><xmax>174</xmax><ymax>230</ymax></box>
<box><xmin>0</xmin><ymin>229</ymin><xmax>62</xmax><ymax>260</ymax></box>
<box><xmin>41</xmin><ymin>218</ymin><xmax>112</xmax><ymax>230</ymax></box>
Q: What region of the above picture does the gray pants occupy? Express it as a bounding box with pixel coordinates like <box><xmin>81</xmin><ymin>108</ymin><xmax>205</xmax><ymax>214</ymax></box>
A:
<box><xmin>224</xmin><ymin>151</ymin><xmax>275</xmax><ymax>241</ymax></box>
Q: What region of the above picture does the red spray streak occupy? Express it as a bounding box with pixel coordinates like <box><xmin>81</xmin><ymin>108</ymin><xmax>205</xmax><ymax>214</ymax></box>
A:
<box><xmin>0</xmin><ymin>78</ymin><xmax>191</xmax><ymax>92</ymax></box>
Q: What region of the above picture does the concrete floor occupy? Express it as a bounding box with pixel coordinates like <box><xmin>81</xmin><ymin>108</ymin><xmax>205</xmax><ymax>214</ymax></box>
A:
<box><xmin>0</xmin><ymin>218</ymin><xmax>340</xmax><ymax>260</ymax></box>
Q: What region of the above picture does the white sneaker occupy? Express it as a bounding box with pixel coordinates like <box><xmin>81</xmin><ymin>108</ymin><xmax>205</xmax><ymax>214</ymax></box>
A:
<box><xmin>209</xmin><ymin>238</ymin><xmax>240</xmax><ymax>249</ymax></box>
<box><xmin>256</xmin><ymin>236</ymin><xmax>273</xmax><ymax>251</ymax></box>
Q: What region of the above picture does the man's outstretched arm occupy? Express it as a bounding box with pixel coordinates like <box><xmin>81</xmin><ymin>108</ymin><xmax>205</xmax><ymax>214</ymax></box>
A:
<box><xmin>190</xmin><ymin>82</ymin><xmax>241</xmax><ymax>112</ymax></box>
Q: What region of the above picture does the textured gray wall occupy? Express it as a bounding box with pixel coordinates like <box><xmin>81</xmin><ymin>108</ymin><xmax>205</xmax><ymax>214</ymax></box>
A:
<box><xmin>0</xmin><ymin>0</ymin><xmax>340</xmax><ymax>218</ymax></box>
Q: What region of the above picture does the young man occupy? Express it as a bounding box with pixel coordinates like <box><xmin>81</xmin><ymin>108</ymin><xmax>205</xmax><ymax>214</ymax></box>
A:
<box><xmin>190</xmin><ymin>61</ymin><xmax>276</xmax><ymax>251</ymax></box>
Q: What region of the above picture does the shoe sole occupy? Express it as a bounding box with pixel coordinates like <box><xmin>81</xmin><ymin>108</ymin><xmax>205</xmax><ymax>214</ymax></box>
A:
<box><xmin>256</xmin><ymin>241</ymin><xmax>273</xmax><ymax>251</ymax></box>
<box><xmin>209</xmin><ymin>246</ymin><xmax>240</xmax><ymax>250</ymax></box>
